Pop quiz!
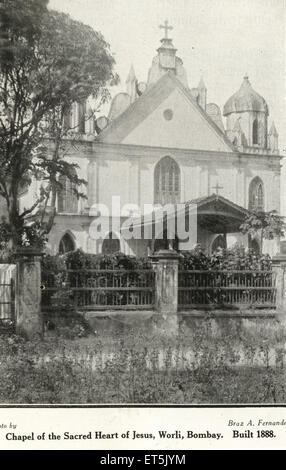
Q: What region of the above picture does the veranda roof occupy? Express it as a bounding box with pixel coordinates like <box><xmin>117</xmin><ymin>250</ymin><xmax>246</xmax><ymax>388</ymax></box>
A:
<box><xmin>121</xmin><ymin>194</ymin><xmax>249</xmax><ymax>236</ymax></box>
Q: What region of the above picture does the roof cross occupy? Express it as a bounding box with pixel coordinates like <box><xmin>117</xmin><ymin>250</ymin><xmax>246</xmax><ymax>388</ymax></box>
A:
<box><xmin>159</xmin><ymin>20</ymin><xmax>173</xmax><ymax>39</ymax></box>
<box><xmin>212</xmin><ymin>183</ymin><xmax>223</xmax><ymax>198</ymax></box>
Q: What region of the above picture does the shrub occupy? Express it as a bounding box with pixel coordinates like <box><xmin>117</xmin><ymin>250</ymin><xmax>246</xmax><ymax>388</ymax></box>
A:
<box><xmin>41</xmin><ymin>249</ymin><xmax>153</xmax><ymax>311</ymax></box>
<box><xmin>179</xmin><ymin>244</ymin><xmax>272</xmax><ymax>271</ymax></box>
<box><xmin>62</xmin><ymin>249</ymin><xmax>152</xmax><ymax>270</ymax></box>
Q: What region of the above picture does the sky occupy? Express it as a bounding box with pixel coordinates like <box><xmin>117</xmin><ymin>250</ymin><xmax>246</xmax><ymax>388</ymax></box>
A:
<box><xmin>49</xmin><ymin>0</ymin><xmax>286</xmax><ymax>213</ymax></box>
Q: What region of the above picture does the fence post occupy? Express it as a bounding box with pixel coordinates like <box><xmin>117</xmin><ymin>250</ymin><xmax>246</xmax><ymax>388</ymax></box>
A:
<box><xmin>10</xmin><ymin>277</ymin><xmax>16</xmax><ymax>324</ymax></box>
<box><xmin>151</xmin><ymin>249</ymin><xmax>180</xmax><ymax>335</ymax></box>
<box><xmin>272</xmin><ymin>253</ymin><xmax>286</xmax><ymax>321</ymax></box>
<box><xmin>15</xmin><ymin>247</ymin><xmax>44</xmax><ymax>339</ymax></box>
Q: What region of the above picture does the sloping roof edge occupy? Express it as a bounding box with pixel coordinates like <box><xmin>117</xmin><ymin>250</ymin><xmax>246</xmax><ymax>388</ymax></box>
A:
<box><xmin>122</xmin><ymin>194</ymin><xmax>249</xmax><ymax>232</ymax></box>
<box><xmin>96</xmin><ymin>72</ymin><xmax>236</xmax><ymax>152</ymax></box>
<box><xmin>186</xmin><ymin>193</ymin><xmax>249</xmax><ymax>216</ymax></box>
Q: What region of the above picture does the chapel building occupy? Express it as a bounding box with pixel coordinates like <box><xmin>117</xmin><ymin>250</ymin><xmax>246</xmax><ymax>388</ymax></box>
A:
<box><xmin>20</xmin><ymin>22</ymin><xmax>282</xmax><ymax>257</ymax></box>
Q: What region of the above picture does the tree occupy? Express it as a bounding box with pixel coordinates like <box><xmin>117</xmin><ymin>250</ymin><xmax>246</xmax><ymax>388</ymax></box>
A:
<box><xmin>240</xmin><ymin>210</ymin><xmax>285</xmax><ymax>253</ymax></box>
<box><xmin>0</xmin><ymin>1</ymin><xmax>118</xmax><ymax>249</ymax></box>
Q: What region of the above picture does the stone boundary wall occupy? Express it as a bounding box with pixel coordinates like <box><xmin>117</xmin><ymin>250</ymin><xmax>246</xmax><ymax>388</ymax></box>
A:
<box><xmin>13</xmin><ymin>249</ymin><xmax>286</xmax><ymax>340</ymax></box>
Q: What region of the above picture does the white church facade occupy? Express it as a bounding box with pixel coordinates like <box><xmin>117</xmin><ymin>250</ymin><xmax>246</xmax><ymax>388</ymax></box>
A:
<box><xmin>20</xmin><ymin>22</ymin><xmax>282</xmax><ymax>257</ymax></box>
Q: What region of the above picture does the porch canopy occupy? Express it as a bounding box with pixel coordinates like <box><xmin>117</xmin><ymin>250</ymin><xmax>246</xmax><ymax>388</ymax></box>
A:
<box><xmin>122</xmin><ymin>194</ymin><xmax>249</xmax><ymax>233</ymax></box>
<box><xmin>189</xmin><ymin>194</ymin><xmax>249</xmax><ymax>234</ymax></box>
<box><xmin>121</xmin><ymin>194</ymin><xmax>249</xmax><ymax>239</ymax></box>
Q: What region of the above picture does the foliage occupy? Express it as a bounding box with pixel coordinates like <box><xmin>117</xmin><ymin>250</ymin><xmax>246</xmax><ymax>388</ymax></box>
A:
<box><xmin>62</xmin><ymin>249</ymin><xmax>152</xmax><ymax>270</ymax></box>
<box><xmin>240</xmin><ymin>210</ymin><xmax>285</xmax><ymax>252</ymax></box>
<box><xmin>41</xmin><ymin>247</ymin><xmax>275</xmax><ymax>309</ymax></box>
<box><xmin>41</xmin><ymin>249</ymin><xmax>153</xmax><ymax>310</ymax></box>
<box><xmin>178</xmin><ymin>246</ymin><xmax>275</xmax><ymax>307</ymax></box>
<box><xmin>0</xmin><ymin>0</ymin><xmax>48</xmax><ymax>65</ymax></box>
<box><xmin>41</xmin><ymin>249</ymin><xmax>152</xmax><ymax>282</ymax></box>
<box><xmin>0</xmin><ymin>1</ymin><xmax>118</xmax><ymax>248</ymax></box>
<box><xmin>179</xmin><ymin>244</ymin><xmax>272</xmax><ymax>271</ymax></box>
<box><xmin>0</xmin><ymin>217</ymin><xmax>10</xmax><ymax>254</ymax></box>
<box><xmin>0</xmin><ymin>321</ymin><xmax>286</xmax><ymax>404</ymax></box>
<box><xmin>45</xmin><ymin>314</ymin><xmax>91</xmax><ymax>340</ymax></box>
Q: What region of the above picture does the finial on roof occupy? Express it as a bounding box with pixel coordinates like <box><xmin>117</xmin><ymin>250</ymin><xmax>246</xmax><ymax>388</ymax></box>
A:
<box><xmin>159</xmin><ymin>19</ymin><xmax>173</xmax><ymax>40</ymax></box>
<box><xmin>269</xmin><ymin>121</ymin><xmax>278</xmax><ymax>136</ymax></box>
<box><xmin>126</xmin><ymin>64</ymin><xmax>136</xmax><ymax>83</ymax></box>
<box><xmin>198</xmin><ymin>76</ymin><xmax>207</xmax><ymax>90</ymax></box>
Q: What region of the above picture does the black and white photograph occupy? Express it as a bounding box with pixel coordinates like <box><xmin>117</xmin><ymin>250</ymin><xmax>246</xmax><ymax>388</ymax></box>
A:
<box><xmin>0</xmin><ymin>0</ymin><xmax>286</xmax><ymax>413</ymax></box>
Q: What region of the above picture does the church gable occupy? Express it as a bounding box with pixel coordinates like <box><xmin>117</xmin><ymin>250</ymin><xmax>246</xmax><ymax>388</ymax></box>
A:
<box><xmin>97</xmin><ymin>73</ymin><xmax>235</xmax><ymax>153</ymax></box>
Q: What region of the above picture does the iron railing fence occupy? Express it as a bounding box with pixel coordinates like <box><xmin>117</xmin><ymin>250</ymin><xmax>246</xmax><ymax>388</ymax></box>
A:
<box><xmin>0</xmin><ymin>278</ymin><xmax>15</xmax><ymax>326</ymax></box>
<box><xmin>42</xmin><ymin>269</ymin><xmax>156</xmax><ymax>311</ymax></box>
<box><xmin>178</xmin><ymin>270</ymin><xmax>276</xmax><ymax>310</ymax></box>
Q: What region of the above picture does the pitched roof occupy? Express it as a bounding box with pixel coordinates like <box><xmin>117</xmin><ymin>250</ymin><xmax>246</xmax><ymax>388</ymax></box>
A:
<box><xmin>96</xmin><ymin>72</ymin><xmax>235</xmax><ymax>152</ymax></box>
<box><xmin>122</xmin><ymin>194</ymin><xmax>249</xmax><ymax>233</ymax></box>
<box><xmin>185</xmin><ymin>193</ymin><xmax>249</xmax><ymax>216</ymax></box>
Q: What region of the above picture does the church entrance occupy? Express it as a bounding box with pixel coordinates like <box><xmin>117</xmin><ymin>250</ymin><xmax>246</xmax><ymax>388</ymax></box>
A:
<box><xmin>211</xmin><ymin>234</ymin><xmax>227</xmax><ymax>253</ymax></box>
<box><xmin>102</xmin><ymin>232</ymin><xmax>120</xmax><ymax>254</ymax></box>
<box><xmin>249</xmin><ymin>237</ymin><xmax>260</xmax><ymax>254</ymax></box>
<box><xmin>153</xmin><ymin>229</ymin><xmax>179</xmax><ymax>252</ymax></box>
<box><xmin>124</xmin><ymin>194</ymin><xmax>250</xmax><ymax>257</ymax></box>
<box><xmin>59</xmin><ymin>233</ymin><xmax>75</xmax><ymax>254</ymax></box>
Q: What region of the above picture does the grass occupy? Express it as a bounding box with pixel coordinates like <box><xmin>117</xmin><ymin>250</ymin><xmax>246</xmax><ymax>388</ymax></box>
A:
<box><xmin>0</xmin><ymin>321</ymin><xmax>285</xmax><ymax>404</ymax></box>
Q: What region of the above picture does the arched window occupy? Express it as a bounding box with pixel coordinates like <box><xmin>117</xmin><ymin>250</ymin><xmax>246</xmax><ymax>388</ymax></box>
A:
<box><xmin>249</xmin><ymin>177</ymin><xmax>264</xmax><ymax>212</ymax></box>
<box><xmin>253</xmin><ymin>118</ymin><xmax>258</xmax><ymax>145</ymax></box>
<box><xmin>211</xmin><ymin>235</ymin><xmax>227</xmax><ymax>253</ymax></box>
<box><xmin>258</xmin><ymin>121</ymin><xmax>265</xmax><ymax>147</ymax></box>
<box><xmin>77</xmin><ymin>101</ymin><xmax>86</xmax><ymax>134</ymax></box>
<box><xmin>58</xmin><ymin>169</ymin><xmax>78</xmax><ymax>214</ymax></box>
<box><xmin>154</xmin><ymin>156</ymin><xmax>180</xmax><ymax>205</ymax></box>
<box><xmin>249</xmin><ymin>238</ymin><xmax>260</xmax><ymax>254</ymax></box>
<box><xmin>59</xmin><ymin>233</ymin><xmax>75</xmax><ymax>254</ymax></box>
<box><xmin>102</xmin><ymin>232</ymin><xmax>120</xmax><ymax>255</ymax></box>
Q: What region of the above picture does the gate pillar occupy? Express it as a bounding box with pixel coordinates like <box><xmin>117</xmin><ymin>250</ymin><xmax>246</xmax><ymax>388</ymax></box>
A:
<box><xmin>15</xmin><ymin>247</ymin><xmax>43</xmax><ymax>339</ymax></box>
<box><xmin>272</xmin><ymin>253</ymin><xmax>286</xmax><ymax>321</ymax></box>
<box><xmin>151</xmin><ymin>249</ymin><xmax>180</xmax><ymax>335</ymax></box>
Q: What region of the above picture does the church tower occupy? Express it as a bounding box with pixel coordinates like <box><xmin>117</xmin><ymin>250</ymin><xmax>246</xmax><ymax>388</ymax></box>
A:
<box><xmin>223</xmin><ymin>75</ymin><xmax>269</xmax><ymax>149</ymax></box>
<box><xmin>147</xmin><ymin>20</ymin><xmax>188</xmax><ymax>88</ymax></box>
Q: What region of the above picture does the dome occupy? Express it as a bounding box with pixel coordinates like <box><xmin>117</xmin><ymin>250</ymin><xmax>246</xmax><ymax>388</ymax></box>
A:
<box><xmin>223</xmin><ymin>75</ymin><xmax>268</xmax><ymax>116</ymax></box>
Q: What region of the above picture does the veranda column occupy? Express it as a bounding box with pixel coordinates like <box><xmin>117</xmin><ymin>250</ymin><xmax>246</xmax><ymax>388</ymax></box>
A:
<box><xmin>151</xmin><ymin>249</ymin><xmax>180</xmax><ymax>335</ymax></box>
<box><xmin>272</xmin><ymin>254</ymin><xmax>286</xmax><ymax>320</ymax></box>
<box><xmin>87</xmin><ymin>156</ymin><xmax>101</xmax><ymax>253</ymax></box>
<box><xmin>15</xmin><ymin>247</ymin><xmax>43</xmax><ymax>339</ymax></box>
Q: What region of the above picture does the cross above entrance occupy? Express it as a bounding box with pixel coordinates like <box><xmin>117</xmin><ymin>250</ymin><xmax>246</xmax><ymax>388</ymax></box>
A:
<box><xmin>159</xmin><ymin>20</ymin><xmax>173</xmax><ymax>39</ymax></box>
<box><xmin>212</xmin><ymin>183</ymin><xmax>223</xmax><ymax>196</ymax></box>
